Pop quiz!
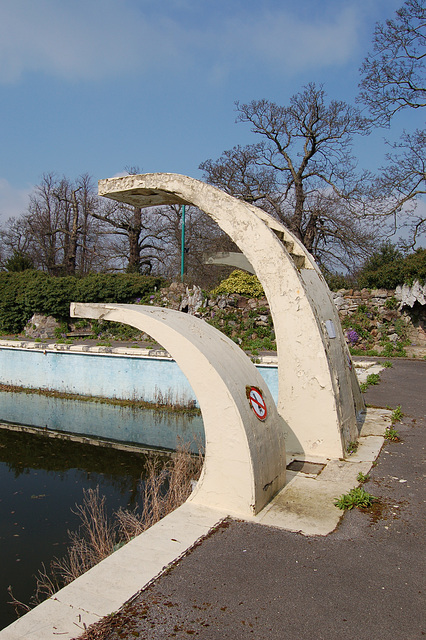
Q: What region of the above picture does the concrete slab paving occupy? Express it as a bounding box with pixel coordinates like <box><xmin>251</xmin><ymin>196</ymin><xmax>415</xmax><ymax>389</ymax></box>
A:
<box><xmin>359</xmin><ymin>407</ymin><xmax>392</xmax><ymax>435</ymax></box>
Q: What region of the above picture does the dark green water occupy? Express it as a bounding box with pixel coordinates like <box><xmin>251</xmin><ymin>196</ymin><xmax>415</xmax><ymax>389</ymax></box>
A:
<box><xmin>0</xmin><ymin>428</ymin><xmax>165</xmax><ymax>631</ymax></box>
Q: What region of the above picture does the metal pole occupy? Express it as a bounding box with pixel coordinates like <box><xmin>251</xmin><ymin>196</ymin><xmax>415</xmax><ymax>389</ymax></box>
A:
<box><xmin>180</xmin><ymin>205</ymin><xmax>185</xmax><ymax>282</ymax></box>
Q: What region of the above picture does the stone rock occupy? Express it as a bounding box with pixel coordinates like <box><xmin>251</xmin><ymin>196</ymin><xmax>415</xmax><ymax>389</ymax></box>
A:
<box><xmin>179</xmin><ymin>285</ymin><xmax>204</xmax><ymax>314</ymax></box>
<box><xmin>333</xmin><ymin>296</ymin><xmax>347</xmax><ymax>310</ymax></box>
<box><xmin>169</xmin><ymin>282</ymin><xmax>186</xmax><ymax>293</ymax></box>
<box><xmin>24</xmin><ymin>314</ymin><xmax>62</xmax><ymax>339</ymax></box>
<box><xmin>395</xmin><ymin>281</ymin><xmax>426</xmax><ymax>308</ymax></box>
<box><xmin>382</xmin><ymin>310</ymin><xmax>398</xmax><ymax>321</ymax></box>
<box><xmin>236</xmin><ymin>297</ymin><xmax>248</xmax><ymax>309</ymax></box>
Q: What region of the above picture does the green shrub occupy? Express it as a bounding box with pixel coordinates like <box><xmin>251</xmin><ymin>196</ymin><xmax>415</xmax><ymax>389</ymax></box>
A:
<box><xmin>211</xmin><ymin>270</ymin><xmax>264</xmax><ymax>298</ymax></box>
<box><xmin>381</xmin><ymin>342</ymin><xmax>407</xmax><ymax>358</ymax></box>
<box><xmin>357</xmin><ymin>245</ymin><xmax>426</xmax><ymax>289</ymax></box>
<box><xmin>0</xmin><ymin>271</ymin><xmax>163</xmax><ymax>334</ymax></box>
<box><xmin>4</xmin><ymin>250</ymin><xmax>34</xmax><ymax>272</ymax></box>
<box><xmin>384</xmin><ymin>296</ymin><xmax>398</xmax><ymax>309</ymax></box>
<box><xmin>323</xmin><ymin>270</ymin><xmax>354</xmax><ymax>291</ymax></box>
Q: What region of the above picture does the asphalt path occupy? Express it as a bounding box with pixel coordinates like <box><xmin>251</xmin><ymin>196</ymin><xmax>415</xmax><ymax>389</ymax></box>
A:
<box><xmin>78</xmin><ymin>359</ymin><xmax>425</xmax><ymax>640</ymax></box>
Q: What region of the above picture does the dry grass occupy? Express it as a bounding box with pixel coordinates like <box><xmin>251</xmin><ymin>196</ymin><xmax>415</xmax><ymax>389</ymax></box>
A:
<box><xmin>117</xmin><ymin>438</ymin><xmax>203</xmax><ymax>538</ymax></box>
<box><xmin>51</xmin><ymin>487</ymin><xmax>117</xmax><ymax>586</ymax></box>
<box><xmin>8</xmin><ymin>440</ymin><xmax>203</xmax><ymax>616</ymax></box>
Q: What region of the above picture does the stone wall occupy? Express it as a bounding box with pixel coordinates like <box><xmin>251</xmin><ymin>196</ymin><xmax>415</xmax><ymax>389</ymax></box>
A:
<box><xmin>330</xmin><ymin>285</ymin><xmax>426</xmax><ymax>356</ymax></box>
<box><xmin>22</xmin><ymin>281</ymin><xmax>426</xmax><ymax>357</ymax></box>
<box><xmin>156</xmin><ymin>282</ymin><xmax>426</xmax><ymax>357</ymax></box>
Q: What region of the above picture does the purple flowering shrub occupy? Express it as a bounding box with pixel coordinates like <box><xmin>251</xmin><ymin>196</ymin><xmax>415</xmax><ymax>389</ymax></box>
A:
<box><xmin>346</xmin><ymin>330</ymin><xmax>360</xmax><ymax>345</ymax></box>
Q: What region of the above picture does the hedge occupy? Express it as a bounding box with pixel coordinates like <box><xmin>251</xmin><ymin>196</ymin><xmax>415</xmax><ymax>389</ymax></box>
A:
<box><xmin>0</xmin><ymin>271</ymin><xmax>163</xmax><ymax>334</ymax></box>
<box><xmin>357</xmin><ymin>248</ymin><xmax>426</xmax><ymax>289</ymax></box>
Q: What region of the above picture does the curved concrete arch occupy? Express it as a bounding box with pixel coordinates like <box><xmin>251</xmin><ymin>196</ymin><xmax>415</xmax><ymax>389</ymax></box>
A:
<box><xmin>70</xmin><ymin>302</ymin><xmax>287</xmax><ymax>517</ymax></box>
<box><xmin>98</xmin><ymin>173</ymin><xmax>363</xmax><ymax>458</ymax></box>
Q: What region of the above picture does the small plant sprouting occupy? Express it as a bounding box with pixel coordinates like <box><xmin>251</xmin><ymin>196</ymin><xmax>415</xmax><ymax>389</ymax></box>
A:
<box><xmin>347</xmin><ymin>441</ymin><xmax>359</xmax><ymax>455</ymax></box>
<box><xmin>359</xmin><ymin>372</ymin><xmax>381</xmax><ymax>393</ymax></box>
<box><xmin>366</xmin><ymin>373</ymin><xmax>381</xmax><ymax>385</ymax></box>
<box><xmin>384</xmin><ymin>426</ymin><xmax>400</xmax><ymax>442</ymax></box>
<box><xmin>334</xmin><ymin>487</ymin><xmax>376</xmax><ymax>510</ymax></box>
<box><xmin>391</xmin><ymin>405</ymin><xmax>403</xmax><ymax>422</ymax></box>
<box><xmin>357</xmin><ymin>471</ymin><xmax>370</xmax><ymax>484</ymax></box>
<box><xmin>383</xmin><ymin>360</ymin><xmax>393</xmax><ymax>368</ymax></box>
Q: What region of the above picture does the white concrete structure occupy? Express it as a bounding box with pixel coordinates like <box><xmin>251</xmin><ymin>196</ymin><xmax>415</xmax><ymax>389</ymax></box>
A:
<box><xmin>71</xmin><ymin>302</ymin><xmax>287</xmax><ymax>517</ymax></box>
<box><xmin>98</xmin><ymin>173</ymin><xmax>364</xmax><ymax>459</ymax></box>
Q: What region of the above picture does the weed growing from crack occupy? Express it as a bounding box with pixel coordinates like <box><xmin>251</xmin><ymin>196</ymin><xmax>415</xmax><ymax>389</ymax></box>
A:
<box><xmin>347</xmin><ymin>441</ymin><xmax>359</xmax><ymax>455</ymax></box>
<box><xmin>384</xmin><ymin>426</ymin><xmax>401</xmax><ymax>442</ymax></box>
<box><xmin>391</xmin><ymin>405</ymin><xmax>403</xmax><ymax>423</ymax></box>
<box><xmin>334</xmin><ymin>487</ymin><xmax>376</xmax><ymax>510</ymax></box>
<box><xmin>357</xmin><ymin>471</ymin><xmax>370</xmax><ymax>484</ymax></box>
<box><xmin>360</xmin><ymin>372</ymin><xmax>381</xmax><ymax>393</ymax></box>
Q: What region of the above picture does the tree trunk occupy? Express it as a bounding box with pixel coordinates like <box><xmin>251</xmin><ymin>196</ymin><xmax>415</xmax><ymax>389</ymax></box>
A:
<box><xmin>127</xmin><ymin>207</ymin><xmax>142</xmax><ymax>273</ymax></box>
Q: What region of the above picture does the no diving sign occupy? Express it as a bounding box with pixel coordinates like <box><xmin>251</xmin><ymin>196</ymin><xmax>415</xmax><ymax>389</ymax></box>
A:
<box><xmin>247</xmin><ymin>386</ymin><xmax>268</xmax><ymax>421</ymax></box>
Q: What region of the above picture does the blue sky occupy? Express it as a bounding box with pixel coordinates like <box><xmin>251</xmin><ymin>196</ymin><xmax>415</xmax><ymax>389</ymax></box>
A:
<box><xmin>0</xmin><ymin>0</ymin><xmax>420</xmax><ymax>227</ymax></box>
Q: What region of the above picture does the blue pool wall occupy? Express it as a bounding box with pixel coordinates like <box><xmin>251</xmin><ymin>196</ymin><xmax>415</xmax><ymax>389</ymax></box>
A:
<box><xmin>0</xmin><ymin>345</ymin><xmax>279</xmax><ymax>407</ymax></box>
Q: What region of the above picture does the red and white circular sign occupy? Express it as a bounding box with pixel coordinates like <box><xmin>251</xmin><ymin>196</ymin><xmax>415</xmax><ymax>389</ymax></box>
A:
<box><xmin>248</xmin><ymin>386</ymin><xmax>267</xmax><ymax>421</ymax></box>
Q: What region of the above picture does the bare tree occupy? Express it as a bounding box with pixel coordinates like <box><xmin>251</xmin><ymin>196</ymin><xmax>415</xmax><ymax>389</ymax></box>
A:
<box><xmin>200</xmin><ymin>83</ymin><xmax>375</xmax><ymax>271</ymax></box>
<box><xmin>0</xmin><ymin>215</ymin><xmax>37</xmax><ymax>267</ymax></box>
<box><xmin>369</xmin><ymin>129</ymin><xmax>425</xmax><ymax>248</ymax></box>
<box><xmin>359</xmin><ymin>0</ymin><xmax>426</xmax><ymax>248</ymax></box>
<box><xmin>359</xmin><ymin>0</ymin><xmax>426</xmax><ymax>126</ymax></box>
<box><xmin>89</xmin><ymin>167</ymin><xmax>167</xmax><ymax>274</ymax></box>
<box><xmin>1</xmin><ymin>174</ymin><xmax>105</xmax><ymax>275</ymax></box>
<box><xmin>91</xmin><ymin>200</ymin><xmax>166</xmax><ymax>274</ymax></box>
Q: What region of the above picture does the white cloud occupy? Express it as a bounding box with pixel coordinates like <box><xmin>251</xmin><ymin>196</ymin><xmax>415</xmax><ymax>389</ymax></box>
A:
<box><xmin>0</xmin><ymin>179</ymin><xmax>32</xmax><ymax>225</ymax></box>
<box><xmin>217</xmin><ymin>6</ymin><xmax>361</xmax><ymax>77</ymax></box>
<box><xmin>0</xmin><ymin>0</ymin><xmax>365</xmax><ymax>84</ymax></box>
<box><xmin>0</xmin><ymin>0</ymin><xmax>184</xmax><ymax>83</ymax></box>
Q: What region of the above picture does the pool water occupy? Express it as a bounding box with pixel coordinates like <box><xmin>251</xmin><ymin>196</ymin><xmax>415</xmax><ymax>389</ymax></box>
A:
<box><xmin>0</xmin><ymin>390</ymin><xmax>204</xmax><ymax>453</ymax></box>
<box><xmin>0</xmin><ymin>427</ymin><xmax>171</xmax><ymax>631</ymax></box>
